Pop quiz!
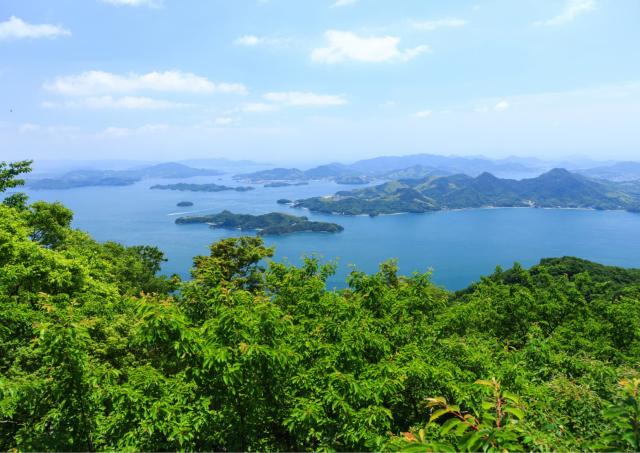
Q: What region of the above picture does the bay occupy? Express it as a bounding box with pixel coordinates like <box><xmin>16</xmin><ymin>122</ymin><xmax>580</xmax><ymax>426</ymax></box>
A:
<box><xmin>22</xmin><ymin>174</ymin><xmax>640</xmax><ymax>290</ymax></box>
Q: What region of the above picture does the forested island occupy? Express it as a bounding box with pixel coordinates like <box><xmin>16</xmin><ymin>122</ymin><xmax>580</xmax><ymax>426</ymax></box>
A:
<box><xmin>2</xmin><ymin>160</ymin><xmax>640</xmax><ymax>452</ymax></box>
<box><xmin>176</xmin><ymin>201</ymin><xmax>194</xmax><ymax>207</ymax></box>
<box><xmin>295</xmin><ymin>168</ymin><xmax>640</xmax><ymax>215</ymax></box>
<box><xmin>151</xmin><ymin>183</ymin><xmax>254</xmax><ymax>192</ymax></box>
<box><xmin>29</xmin><ymin>162</ymin><xmax>224</xmax><ymax>189</ymax></box>
<box><xmin>175</xmin><ymin>210</ymin><xmax>344</xmax><ymax>235</ymax></box>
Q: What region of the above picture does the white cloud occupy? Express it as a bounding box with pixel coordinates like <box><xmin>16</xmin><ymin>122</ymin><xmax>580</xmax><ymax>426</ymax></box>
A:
<box><xmin>0</xmin><ymin>16</ymin><xmax>70</xmax><ymax>41</ymax></box>
<box><xmin>411</xmin><ymin>18</ymin><xmax>468</xmax><ymax>31</ymax></box>
<box><xmin>235</xmin><ymin>35</ymin><xmax>261</xmax><ymax>46</ymax></box>
<box><xmin>43</xmin><ymin>96</ymin><xmax>186</xmax><ymax>110</ymax></box>
<box><xmin>535</xmin><ymin>0</ymin><xmax>595</xmax><ymax>26</ymax></box>
<box><xmin>263</xmin><ymin>91</ymin><xmax>347</xmax><ymax>107</ymax></box>
<box><xmin>332</xmin><ymin>0</ymin><xmax>358</xmax><ymax>7</ymax></box>
<box><xmin>234</xmin><ymin>34</ymin><xmax>288</xmax><ymax>47</ymax></box>
<box><xmin>311</xmin><ymin>30</ymin><xmax>429</xmax><ymax>64</ymax></box>
<box><xmin>494</xmin><ymin>100</ymin><xmax>510</xmax><ymax>111</ymax></box>
<box><xmin>44</xmin><ymin>70</ymin><xmax>247</xmax><ymax>96</ymax></box>
<box><xmin>414</xmin><ymin>110</ymin><xmax>432</xmax><ymax>118</ymax></box>
<box><xmin>101</xmin><ymin>0</ymin><xmax>163</xmax><ymax>7</ymax></box>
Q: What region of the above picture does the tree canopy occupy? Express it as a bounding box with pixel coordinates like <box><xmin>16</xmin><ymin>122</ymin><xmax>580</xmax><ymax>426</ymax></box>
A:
<box><xmin>0</xmin><ymin>160</ymin><xmax>639</xmax><ymax>451</ymax></box>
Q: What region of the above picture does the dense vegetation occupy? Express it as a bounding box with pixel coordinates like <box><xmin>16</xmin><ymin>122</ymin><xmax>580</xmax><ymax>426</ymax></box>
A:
<box><xmin>150</xmin><ymin>183</ymin><xmax>254</xmax><ymax>192</ymax></box>
<box><xmin>1</xmin><ymin>160</ymin><xmax>639</xmax><ymax>451</ymax></box>
<box><xmin>29</xmin><ymin>163</ymin><xmax>223</xmax><ymax>190</ymax></box>
<box><xmin>175</xmin><ymin>210</ymin><xmax>344</xmax><ymax>235</ymax></box>
<box><xmin>296</xmin><ymin>168</ymin><xmax>640</xmax><ymax>215</ymax></box>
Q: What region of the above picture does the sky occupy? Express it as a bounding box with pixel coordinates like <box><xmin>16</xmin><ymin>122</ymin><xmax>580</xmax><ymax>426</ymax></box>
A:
<box><xmin>0</xmin><ymin>0</ymin><xmax>639</xmax><ymax>165</ymax></box>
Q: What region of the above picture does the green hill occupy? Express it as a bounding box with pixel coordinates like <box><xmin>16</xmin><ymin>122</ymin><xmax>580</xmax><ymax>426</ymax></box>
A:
<box><xmin>1</xmin><ymin>160</ymin><xmax>639</xmax><ymax>451</ymax></box>
<box><xmin>295</xmin><ymin>168</ymin><xmax>638</xmax><ymax>215</ymax></box>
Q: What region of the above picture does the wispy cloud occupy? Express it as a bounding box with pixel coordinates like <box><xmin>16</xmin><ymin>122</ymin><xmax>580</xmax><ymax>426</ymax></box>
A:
<box><xmin>413</xmin><ymin>110</ymin><xmax>433</xmax><ymax>118</ymax></box>
<box><xmin>332</xmin><ymin>0</ymin><xmax>358</xmax><ymax>7</ymax></box>
<box><xmin>312</xmin><ymin>30</ymin><xmax>429</xmax><ymax>64</ymax></box>
<box><xmin>494</xmin><ymin>100</ymin><xmax>510</xmax><ymax>111</ymax></box>
<box><xmin>234</xmin><ymin>34</ymin><xmax>288</xmax><ymax>47</ymax></box>
<box><xmin>263</xmin><ymin>91</ymin><xmax>347</xmax><ymax>107</ymax></box>
<box><xmin>411</xmin><ymin>18</ymin><xmax>468</xmax><ymax>31</ymax></box>
<box><xmin>535</xmin><ymin>0</ymin><xmax>595</xmax><ymax>26</ymax></box>
<box><xmin>239</xmin><ymin>102</ymin><xmax>280</xmax><ymax>113</ymax></box>
<box><xmin>0</xmin><ymin>16</ymin><xmax>70</xmax><ymax>41</ymax></box>
<box><xmin>42</xmin><ymin>95</ymin><xmax>186</xmax><ymax>110</ymax></box>
<box><xmin>44</xmin><ymin>70</ymin><xmax>247</xmax><ymax>96</ymax></box>
<box><xmin>214</xmin><ymin>117</ymin><xmax>235</xmax><ymax>125</ymax></box>
<box><xmin>101</xmin><ymin>0</ymin><xmax>163</xmax><ymax>8</ymax></box>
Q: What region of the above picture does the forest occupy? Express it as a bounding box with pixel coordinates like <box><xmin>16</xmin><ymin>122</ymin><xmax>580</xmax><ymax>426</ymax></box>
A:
<box><xmin>1</xmin><ymin>160</ymin><xmax>639</xmax><ymax>451</ymax></box>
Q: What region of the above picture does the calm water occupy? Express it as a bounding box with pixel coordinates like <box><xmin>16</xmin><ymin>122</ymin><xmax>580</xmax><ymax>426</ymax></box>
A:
<box><xmin>21</xmin><ymin>174</ymin><xmax>640</xmax><ymax>290</ymax></box>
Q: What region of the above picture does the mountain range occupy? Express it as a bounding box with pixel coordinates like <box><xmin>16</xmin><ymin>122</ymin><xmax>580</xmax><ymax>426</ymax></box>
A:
<box><xmin>294</xmin><ymin>168</ymin><xmax>640</xmax><ymax>215</ymax></box>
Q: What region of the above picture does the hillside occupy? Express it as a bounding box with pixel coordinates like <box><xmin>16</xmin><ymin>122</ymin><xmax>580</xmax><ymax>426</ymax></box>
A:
<box><xmin>294</xmin><ymin>168</ymin><xmax>638</xmax><ymax>215</ymax></box>
<box><xmin>175</xmin><ymin>210</ymin><xmax>344</xmax><ymax>235</ymax></box>
<box><xmin>0</xmin><ymin>160</ymin><xmax>639</xmax><ymax>451</ymax></box>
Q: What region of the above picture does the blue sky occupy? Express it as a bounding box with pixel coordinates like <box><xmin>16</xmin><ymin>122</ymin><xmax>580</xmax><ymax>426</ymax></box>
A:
<box><xmin>0</xmin><ymin>0</ymin><xmax>639</xmax><ymax>164</ymax></box>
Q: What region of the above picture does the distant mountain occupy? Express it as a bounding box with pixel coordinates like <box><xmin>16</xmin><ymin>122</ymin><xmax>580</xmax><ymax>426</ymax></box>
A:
<box><xmin>578</xmin><ymin>161</ymin><xmax>640</xmax><ymax>181</ymax></box>
<box><xmin>348</xmin><ymin>153</ymin><xmax>538</xmax><ymax>177</ymax></box>
<box><xmin>28</xmin><ymin>162</ymin><xmax>224</xmax><ymax>190</ymax></box>
<box><xmin>235</xmin><ymin>153</ymin><xmax>544</xmax><ymax>183</ymax></box>
<box><xmin>294</xmin><ymin>168</ymin><xmax>638</xmax><ymax>215</ymax></box>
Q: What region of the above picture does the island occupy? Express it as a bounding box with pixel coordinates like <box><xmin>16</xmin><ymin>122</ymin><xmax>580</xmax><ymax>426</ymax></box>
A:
<box><xmin>277</xmin><ymin>199</ymin><xmax>292</xmax><ymax>205</ymax></box>
<box><xmin>176</xmin><ymin>201</ymin><xmax>194</xmax><ymax>207</ymax></box>
<box><xmin>264</xmin><ymin>181</ymin><xmax>309</xmax><ymax>188</ymax></box>
<box><xmin>293</xmin><ymin>169</ymin><xmax>640</xmax><ymax>216</ymax></box>
<box><xmin>335</xmin><ymin>176</ymin><xmax>371</xmax><ymax>185</ymax></box>
<box><xmin>174</xmin><ymin>210</ymin><xmax>344</xmax><ymax>236</ymax></box>
<box><xmin>151</xmin><ymin>183</ymin><xmax>254</xmax><ymax>192</ymax></box>
<box><xmin>28</xmin><ymin>162</ymin><xmax>224</xmax><ymax>190</ymax></box>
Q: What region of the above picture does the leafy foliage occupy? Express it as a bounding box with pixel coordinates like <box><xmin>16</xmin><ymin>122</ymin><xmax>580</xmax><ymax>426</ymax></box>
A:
<box><xmin>1</xmin><ymin>160</ymin><xmax>639</xmax><ymax>451</ymax></box>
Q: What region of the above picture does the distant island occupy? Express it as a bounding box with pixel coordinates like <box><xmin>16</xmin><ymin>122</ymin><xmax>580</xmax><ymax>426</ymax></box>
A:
<box><xmin>177</xmin><ymin>201</ymin><xmax>194</xmax><ymax>207</ymax></box>
<box><xmin>175</xmin><ymin>210</ymin><xmax>344</xmax><ymax>236</ymax></box>
<box><xmin>335</xmin><ymin>176</ymin><xmax>370</xmax><ymax>185</ymax></box>
<box><xmin>264</xmin><ymin>181</ymin><xmax>309</xmax><ymax>188</ymax></box>
<box><xmin>151</xmin><ymin>183</ymin><xmax>254</xmax><ymax>192</ymax></box>
<box><xmin>233</xmin><ymin>154</ymin><xmax>547</xmax><ymax>184</ymax></box>
<box><xmin>277</xmin><ymin>199</ymin><xmax>292</xmax><ymax>204</ymax></box>
<box><xmin>29</xmin><ymin>162</ymin><xmax>224</xmax><ymax>190</ymax></box>
<box><xmin>294</xmin><ymin>169</ymin><xmax>640</xmax><ymax>216</ymax></box>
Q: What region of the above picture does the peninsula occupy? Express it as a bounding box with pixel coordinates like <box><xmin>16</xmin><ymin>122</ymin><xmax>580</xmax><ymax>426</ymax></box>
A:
<box><xmin>151</xmin><ymin>183</ymin><xmax>254</xmax><ymax>192</ymax></box>
<box><xmin>294</xmin><ymin>169</ymin><xmax>640</xmax><ymax>215</ymax></box>
<box><xmin>175</xmin><ymin>210</ymin><xmax>344</xmax><ymax>235</ymax></box>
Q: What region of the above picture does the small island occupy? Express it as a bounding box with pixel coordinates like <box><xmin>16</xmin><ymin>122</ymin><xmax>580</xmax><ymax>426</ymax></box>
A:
<box><xmin>264</xmin><ymin>181</ymin><xmax>309</xmax><ymax>188</ymax></box>
<box><xmin>151</xmin><ymin>183</ymin><xmax>254</xmax><ymax>192</ymax></box>
<box><xmin>175</xmin><ymin>210</ymin><xmax>344</xmax><ymax>236</ymax></box>
<box><xmin>277</xmin><ymin>199</ymin><xmax>292</xmax><ymax>205</ymax></box>
<box><xmin>176</xmin><ymin>201</ymin><xmax>194</xmax><ymax>207</ymax></box>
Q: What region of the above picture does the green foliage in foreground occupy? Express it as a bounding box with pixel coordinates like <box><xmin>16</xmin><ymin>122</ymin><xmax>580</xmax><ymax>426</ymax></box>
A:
<box><xmin>1</xmin><ymin>161</ymin><xmax>640</xmax><ymax>451</ymax></box>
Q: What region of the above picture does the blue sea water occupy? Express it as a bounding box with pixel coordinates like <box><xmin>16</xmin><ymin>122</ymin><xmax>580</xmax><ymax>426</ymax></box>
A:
<box><xmin>22</xmin><ymin>174</ymin><xmax>640</xmax><ymax>290</ymax></box>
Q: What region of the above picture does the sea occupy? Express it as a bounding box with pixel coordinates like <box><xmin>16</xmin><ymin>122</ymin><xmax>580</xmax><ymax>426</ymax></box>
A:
<box><xmin>20</xmin><ymin>173</ymin><xmax>640</xmax><ymax>291</ymax></box>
